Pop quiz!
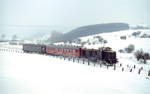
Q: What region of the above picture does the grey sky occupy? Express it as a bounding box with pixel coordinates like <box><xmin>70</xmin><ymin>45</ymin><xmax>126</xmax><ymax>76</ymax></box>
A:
<box><xmin>0</xmin><ymin>0</ymin><xmax>150</xmax><ymax>26</ymax></box>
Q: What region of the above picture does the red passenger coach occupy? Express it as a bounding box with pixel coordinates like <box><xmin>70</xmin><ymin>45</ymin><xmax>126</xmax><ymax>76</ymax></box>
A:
<box><xmin>45</xmin><ymin>45</ymin><xmax>81</xmax><ymax>57</ymax></box>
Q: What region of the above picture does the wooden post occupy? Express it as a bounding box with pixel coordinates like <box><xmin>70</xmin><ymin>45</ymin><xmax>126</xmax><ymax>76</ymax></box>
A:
<box><xmin>130</xmin><ymin>69</ymin><xmax>132</xmax><ymax>72</ymax></box>
<box><xmin>83</xmin><ymin>59</ymin><xmax>84</xmax><ymax>64</ymax></box>
<box><xmin>107</xmin><ymin>65</ymin><xmax>109</xmax><ymax>69</ymax></box>
<box><xmin>120</xmin><ymin>63</ymin><xmax>122</xmax><ymax>67</ymax></box>
<box><xmin>127</xmin><ymin>65</ymin><xmax>129</xmax><ymax>68</ymax></box>
<box><xmin>148</xmin><ymin>70</ymin><xmax>150</xmax><ymax>76</ymax></box>
<box><xmin>138</xmin><ymin>69</ymin><xmax>141</xmax><ymax>75</ymax></box>
<box><xmin>73</xmin><ymin>58</ymin><xmax>74</xmax><ymax>62</ymax></box>
<box><xmin>114</xmin><ymin>64</ymin><xmax>116</xmax><ymax>70</ymax></box>
<box><xmin>88</xmin><ymin>60</ymin><xmax>90</xmax><ymax>65</ymax></box>
<box><xmin>133</xmin><ymin>65</ymin><xmax>136</xmax><ymax>69</ymax></box>
<box><xmin>100</xmin><ymin>63</ymin><xmax>102</xmax><ymax>68</ymax></box>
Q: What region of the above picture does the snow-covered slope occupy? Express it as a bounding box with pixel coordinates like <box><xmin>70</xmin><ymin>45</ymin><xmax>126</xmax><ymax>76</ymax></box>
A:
<box><xmin>79</xmin><ymin>29</ymin><xmax>150</xmax><ymax>51</ymax></box>
<box><xmin>0</xmin><ymin>51</ymin><xmax>150</xmax><ymax>94</ymax></box>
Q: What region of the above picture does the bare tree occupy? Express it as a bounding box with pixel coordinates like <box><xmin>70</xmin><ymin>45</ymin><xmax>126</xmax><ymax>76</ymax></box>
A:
<box><xmin>12</xmin><ymin>34</ymin><xmax>18</xmax><ymax>41</ymax></box>
<box><xmin>0</xmin><ymin>34</ymin><xmax>5</xmax><ymax>41</ymax></box>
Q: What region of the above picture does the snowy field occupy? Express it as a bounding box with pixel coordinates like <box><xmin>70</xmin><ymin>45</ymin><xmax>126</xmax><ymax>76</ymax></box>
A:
<box><xmin>80</xmin><ymin>29</ymin><xmax>150</xmax><ymax>52</ymax></box>
<box><xmin>0</xmin><ymin>51</ymin><xmax>150</xmax><ymax>94</ymax></box>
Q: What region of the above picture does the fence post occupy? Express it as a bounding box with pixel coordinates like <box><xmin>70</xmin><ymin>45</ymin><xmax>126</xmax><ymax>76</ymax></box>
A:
<box><xmin>130</xmin><ymin>69</ymin><xmax>132</xmax><ymax>72</ymax></box>
<box><xmin>73</xmin><ymin>58</ymin><xmax>74</xmax><ymax>62</ymax></box>
<box><xmin>138</xmin><ymin>69</ymin><xmax>141</xmax><ymax>75</ymax></box>
<box><xmin>114</xmin><ymin>64</ymin><xmax>116</xmax><ymax>70</ymax></box>
<box><xmin>100</xmin><ymin>63</ymin><xmax>102</xmax><ymax>68</ymax></box>
<box><xmin>107</xmin><ymin>65</ymin><xmax>109</xmax><ymax>69</ymax></box>
<box><xmin>83</xmin><ymin>59</ymin><xmax>84</xmax><ymax>64</ymax></box>
<box><xmin>88</xmin><ymin>59</ymin><xmax>90</xmax><ymax>65</ymax></box>
<box><xmin>120</xmin><ymin>63</ymin><xmax>122</xmax><ymax>67</ymax></box>
<box><xmin>148</xmin><ymin>70</ymin><xmax>150</xmax><ymax>76</ymax></box>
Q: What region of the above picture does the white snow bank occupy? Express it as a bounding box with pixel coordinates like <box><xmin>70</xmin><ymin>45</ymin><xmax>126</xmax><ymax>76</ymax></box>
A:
<box><xmin>0</xmin><ymin>52</ymin><xmax>150</xmax><ymax>94</ymax></box>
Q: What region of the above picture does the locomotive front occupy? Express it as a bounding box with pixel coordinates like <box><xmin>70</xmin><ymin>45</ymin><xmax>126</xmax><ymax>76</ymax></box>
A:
<box><xmin>101</xmin><ymin>47</ymin><xmax>118</xmax><ymax>65</ymax></box>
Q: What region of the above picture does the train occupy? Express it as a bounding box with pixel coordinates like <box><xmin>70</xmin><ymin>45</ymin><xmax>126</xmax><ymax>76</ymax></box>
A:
<box><xmin>23</xmin><ymin>44</ymin><xmax>118</xmax><ymax>65</ymax></box>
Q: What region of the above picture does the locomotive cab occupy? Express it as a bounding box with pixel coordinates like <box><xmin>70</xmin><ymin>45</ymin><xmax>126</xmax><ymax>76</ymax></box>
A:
<box><xmin>101</xmin><ymin>47</ymin><xmax>118</xmax><ymax>65</ymax></box>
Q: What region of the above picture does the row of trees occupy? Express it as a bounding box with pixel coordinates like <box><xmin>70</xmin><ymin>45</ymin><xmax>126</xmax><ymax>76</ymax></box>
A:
<box><xmin>0</xmin><ymin>34</ymin><xmax>18</xmax><ymax>41</ymax></box>
<box><xmin>74</xmin><ymin>36</ymin><xmax>108</xmax><ymax>46</ymax></box>
<box><xmin>120</xmin><ymin>31</ymin><xmax>150</xmax><ymax>40</ymax></box>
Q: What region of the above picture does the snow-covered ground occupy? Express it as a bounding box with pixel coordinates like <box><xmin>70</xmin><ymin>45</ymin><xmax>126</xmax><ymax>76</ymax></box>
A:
<box><xmin>0</xmin><ymin>29</ymin><xmax>150</xmax><ymax>94</ymax></box>
<box><xmin>0</xmin><ymin>51</ymin><xmax>150</xmax><ymax>94</ymax></box>
<box><xmin>80</xmin><ymin>29</ymin><xmax>150</xmax><ymax>52</ymax></box>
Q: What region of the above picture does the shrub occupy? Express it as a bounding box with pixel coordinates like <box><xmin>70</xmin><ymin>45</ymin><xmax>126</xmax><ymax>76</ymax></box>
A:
<box><xmin>118</xmin><ymin>49</ymin><xmax>125</xmax><ymax>53</ymax></box>
<box><xmin>120</xmin><ymin>35</ymin><xmax>126</xmax><ymax>40</ymax></box>
<box><xmin>132</xmin><ymin>31</ymin><xmax>141</xmax><ymax>37</ymax></box>
<box><xmin>125</xmin><ymin>44</ymin><xmax>135</xmax><ymax>53</ymax></box>
<box><xmin>134</xmin><ymin>49</ymin><xmax>150</xmax><ymax>64</ymax></box>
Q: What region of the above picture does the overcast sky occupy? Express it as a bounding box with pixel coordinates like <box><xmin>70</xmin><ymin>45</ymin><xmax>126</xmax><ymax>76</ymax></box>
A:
<box><xmin>0</xmin><ymin>0</ymin><xmax>150</xmax><ymax>26</ymax></box>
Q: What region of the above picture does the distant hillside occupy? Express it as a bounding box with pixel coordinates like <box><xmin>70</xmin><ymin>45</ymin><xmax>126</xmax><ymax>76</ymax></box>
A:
<box><xmin>63</xmin><ymin>23</ymin><xmax>129</xmax><ymax>41</ymax></box>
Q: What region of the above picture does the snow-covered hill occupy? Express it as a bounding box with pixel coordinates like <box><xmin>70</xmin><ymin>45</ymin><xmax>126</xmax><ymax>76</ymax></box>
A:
<box><xmin>0</xmin><ymin>51</ymin><xmax>150</xmax><ymax>94</ymax></box>
<box><xmin>78</xmin><ymin>29</ymin><xmax>150</xmax><ymax>51</ymax></box>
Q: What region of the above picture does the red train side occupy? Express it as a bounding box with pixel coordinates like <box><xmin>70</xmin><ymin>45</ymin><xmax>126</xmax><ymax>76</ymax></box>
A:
<box><xmin>45</xmin><ymin>45</ymin><xmax>81</xmax><ymax>57</ymax></box>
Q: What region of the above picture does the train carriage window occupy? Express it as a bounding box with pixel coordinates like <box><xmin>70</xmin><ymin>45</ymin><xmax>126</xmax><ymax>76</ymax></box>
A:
<box><xmin>76</xmin><ymin>50</ymin><xmax>79</xmax><ymax>53</ymax></box>
<box><xmin>65</xmin><ymin>49</ymin><xmax>67</xmax><ymax>52</ymax></box>
<box><xmin>73</xmin><ymin>50</ymin><xmax>76</xmax><ymax>53</ymax></box>
<box><xmin>71</xmin><ymin>49</ymin><xmax>73</xmax><ymax>53</ymax></box>
<box><xmin>66</xmin><ymin>49</ymin><xmax>68</xmax><ymax>52</ymax></box>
